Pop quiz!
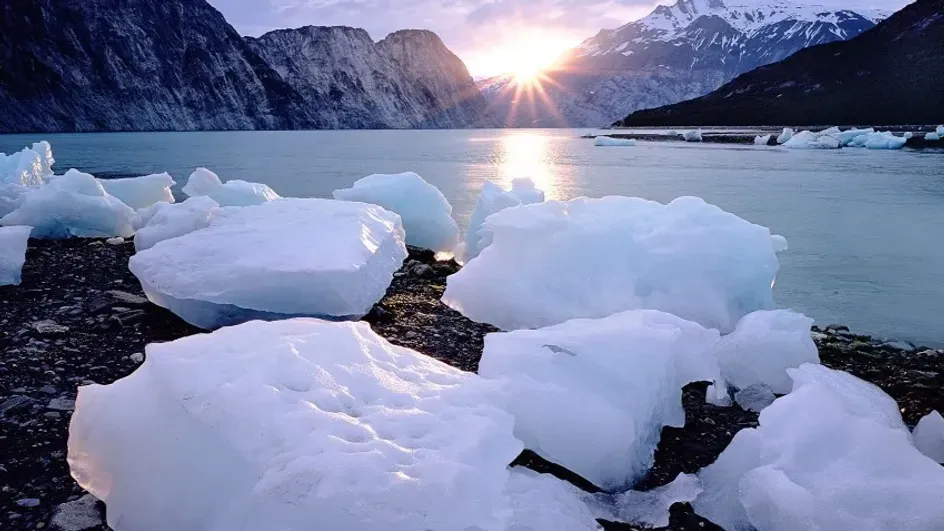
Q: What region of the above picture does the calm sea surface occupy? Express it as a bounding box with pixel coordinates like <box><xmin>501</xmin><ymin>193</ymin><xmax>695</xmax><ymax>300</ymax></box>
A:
<box><xmin>3</xmin><ymin>129</ymin><xmax>943</xmax><ymax>345</ymax></box>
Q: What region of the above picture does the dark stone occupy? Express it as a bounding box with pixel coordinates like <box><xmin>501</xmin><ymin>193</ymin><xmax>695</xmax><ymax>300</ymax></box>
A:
<box><xmin>0</xmin><ymin>395</ymin><xmax>33</xmax><ymax>417</ymax></box>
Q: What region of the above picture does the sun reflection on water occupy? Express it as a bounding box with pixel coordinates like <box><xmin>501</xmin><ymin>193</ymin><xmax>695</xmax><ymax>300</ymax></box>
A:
<box><xmin>495</xmin><ymin>132</ymin><xmax>562</xmax><ymax>200</ymax></box>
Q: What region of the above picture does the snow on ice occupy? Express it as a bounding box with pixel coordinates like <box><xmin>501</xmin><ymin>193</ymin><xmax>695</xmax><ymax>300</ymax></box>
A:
<box><xmin>129</xmin><ymin>198</ymin><xmax>407</xmax><ymax>328</ymax></box>
<box><xmin>913</xmin><ymin>410</ymin><xmax>944</xmax><ymax>464</ymax></box>
<box><xmin>98</xmin><ymin>173</ymin><xmax>175</xmax><ymax>210</ymax></box>
<box><xmin>460</xmin><ymin>179</ymin><xmax>545</xmax><ymax>262</ymax></box>
<box><xmin>445</xmin><ymin>196</ymin><xmax>783</xmax><ymax>332</ymax></box>
<box><xmin>132</xmin><ymin>197</ymin><xmax>220</xmax><ymax>252</ymax></box>
<box><xmin>182</xmin><ymin>167</ymin><xmax>279</xmax><ymax>206</ymax></box>
<box><xmin>333</xmin><ymin>172</ymin><xmax>459</xmax><ymax>252</ymax></box>
<box><xmin>594</xmin><ymin>136</ymin><xmax>636</xmax><ymax>147</ymax></box>
<box><xmin>478</xmin><ymin>310</ymin><xmax>720</xmax><ymax>490</ymax></box>
<box><xmin>0</xmin><ymin>225</ymin><xmax>31</xmax><ymax>286</ymax></box>
<box><xmin>693</xmin><ymin>364</ymin><xmax>944</xmax><ymax>531</ymax></box>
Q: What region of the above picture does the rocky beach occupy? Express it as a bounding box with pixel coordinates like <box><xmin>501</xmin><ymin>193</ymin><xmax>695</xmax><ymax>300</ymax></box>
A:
<box><xmin>1</xmin><ymin>239</ymin><xmax>941</xmax><ymax>531</ymax></box>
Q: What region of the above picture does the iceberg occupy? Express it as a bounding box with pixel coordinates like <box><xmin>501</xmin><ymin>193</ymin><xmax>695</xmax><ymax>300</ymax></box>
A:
<box><xmin>753</xmin><ymin>135</ymin><xmax>772</xmax><ymax>146</ymax></box>
<box><xmin>847</xmin><ymin>131</ymin><xmax>908</xmax><ymax>150</ymax></box>
<box><xmin>129</xmin><ymin>198</ymin><xmax>407</xmax><ymax>329</ymax></box>
<box><xmin>68</xmin><ymin>318</ymin><xmax>525</xmax><ymax>531</ymax></box>
<box><xmin>714</xmin><ymin>310</ymin><xmax>819</xmax><ymax>394</ymax></box>
<box><xmin>924</xmin><ymin>132</ymin><xmax>941</xmax><ymax>141</ymax></box>
<box><xmin>98</xmin><ymin>173</ymin><xmax>175</xmax><ymax>210</ymax></box>
<box><xmin>680</xmin><ymin>129</ymin><xmax>702</xmax><ymax>142</ymax></box>
<box><xmin>594</xmin><ymin>136</ymin><xmax>636</xmax><ymax>147</ymax></box>
<box><xmin>445</xmin><ymin>196</ymin><xmax>783</xmax><ymax>333</ymax></box>
<box><xmin>831</xmin><ymin>127</ymin><xmax>874</xmax><ymax>146</ymax></box>
<box><xmin>461</xmin><ymin>179</ymin><xmax>544</xmax><ymax>262</ymax></box>
<box><xmin>333</xmin><ymin>172</ymin><xmax>459</xmax><ymax>252</ymax></box>
<box><xmin>478</xmin><ymin>310</ymin><xmax>721</xmax><ymax>490</ymax></box>
<box><xmin>1</xmin><ymin>169</ymin><xmax>135</xmax><ymax>239</ymax></box>
<box><xmin>0</xmin><ymin>225</ymin><xmax>31</xmax><ymax>286</ymax></box>
<box><xmin>938</xmin><ymin>125</ymin><xmax>944</xmax><ymax>136</ymax></box>
<box><xmin>0</xmin><ymin>141</ymin><xmax>54</xmax><ymax>186</ymax></box>
<box><xmin>776</xmin><ymin>128</ymin><xmax>794</xmax><ymax>144</ymax></box>
<box><xmin>133</xmin><ymin>197</ymin><xmax>220</xmax><ymax>252</ymax></box>
<box><xmin>913</xmin><ymin>410</ymin><xmax>944</xmax><ymax>463</ymax></box>
<box><xmin>782</xmin><ymin>130</ymin><xmax>840</xmax><ymax>149</ymax></box>
<box><xmin>181</xmin><ymin>167</ymin><xmax>279</xmax><ymax>206</ymax></box>
<box><xmin>818</xmin><ymin>126</ymin><xmax>841</xmax><ymax>136</ymax></box>
<box><xmin>693</xmin><ymin>364</ymin><xmax>944</xmax><ymax>531</ymax></box>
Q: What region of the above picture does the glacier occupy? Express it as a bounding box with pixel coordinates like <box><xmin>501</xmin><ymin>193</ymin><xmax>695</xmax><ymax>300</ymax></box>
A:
<box><xmin>98</xmin><ymin>173</ymin><xmax>175</xmax><ymax>210</ymax></box>
<box><xmin>333</xmin><ymin>172</ymin><xmax>459</xmax><ymax>252</ymax></box>
<box><xmin>461</xmin><ymin>179</ymin><xmax>545</xmax><ymax>263</ymax></box>
<box><xmin>594</xmin><ymin>136</ymin><xmax>636</xmax><ymax>147</ymax></box>
<box><xmin>129</xmin><ymin>198</ymin><xmax>407</xmax><ymax>329</ymax></box>
<box><xmin>182</xmin><ymin>167</ymin><xmax>280</xmax><ymax>206</ymax></box>
<box><xmin>132</xmin><ymin>197</ymin><xmax>220</xmax><ymax>252</ymax></box>
<box><xmin>0</xmin><ymin>225</ymin><xmax>31</xmax><ymax>286</ymax></box>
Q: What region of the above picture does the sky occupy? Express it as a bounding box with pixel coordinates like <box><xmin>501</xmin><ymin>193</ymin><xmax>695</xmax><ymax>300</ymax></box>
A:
<box><xmin>210</xmin><ymin>0</ymin><xmax>912</xmax><ymax>78</ymax></box>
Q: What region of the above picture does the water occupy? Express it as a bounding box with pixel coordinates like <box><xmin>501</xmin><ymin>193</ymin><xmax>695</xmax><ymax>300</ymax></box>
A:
<box><xmin>3</xmin><ymin>129</ymin><xmax>943</xmax><ymax>345</ymax></box>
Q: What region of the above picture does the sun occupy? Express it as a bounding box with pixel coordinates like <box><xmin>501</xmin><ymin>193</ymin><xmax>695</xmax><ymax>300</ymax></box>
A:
<box><xmin>512</xmin><ymin>62</ymin><xmax>542</xmax><ymax>83</ymax></box>
<box><xmin>466</xmin><ymin>30</ymin><xmax>579</xmax><ymax>81</ymax></box>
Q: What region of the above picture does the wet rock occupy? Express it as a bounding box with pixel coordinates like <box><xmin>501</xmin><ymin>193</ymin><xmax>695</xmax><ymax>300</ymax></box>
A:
<box><xmin>15</xmin><ymin>499</ymin><xmax>40</xmax><ymax>508</ymax></box>
<box><xmin>46</xmin><ymin>398</ymin><xmax>75</xmax><ymax>412</ymax></box>
<box><xmin>48</xmin><ymin>495</ymin><xmax>102</xmax><ymax>531</ymax></box>
<box><xmin>106</xmin><ymin>290</ymin><xmax>149</xmax><ymax>307</ymax></box>
<box><xmin>0</xmin><ymin>395</ymin><xmax>34</xmax><ymax>417</ymax></box>
<box><xmin>411</xmin><ymin>263</ymin><xmax>435</xmax><ymax>279</ymax></box>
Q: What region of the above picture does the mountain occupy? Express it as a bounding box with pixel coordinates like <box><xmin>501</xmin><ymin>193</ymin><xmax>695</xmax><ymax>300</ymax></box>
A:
<box><xmin>247</xmin><ymin>27</ymin><xmax>493</xmax><ymax>129</ymax></box>
<box><xmin>482</xmin><ymin>0</ymin><xmax>884</xmax><ymax>127</ymax></box>
<box><xmin>617</xmin><ymin>0</ymin><xmax>943</xmax><ymax>126</ymax></box>
<box><xmin>0</xmin><ymin>0</ymin><xmax>491</xmax><ymax>133</ymax></box>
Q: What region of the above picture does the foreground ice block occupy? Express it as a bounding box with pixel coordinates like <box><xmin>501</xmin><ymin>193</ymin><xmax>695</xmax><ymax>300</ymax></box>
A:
<box><xmin>333</xmin><ymin>172</ymin><xmax>459</xmax><ymax>252</ymax></box>
<box><xmin>479</xmin><ymin>310</ymin><xmax>721</xmax><ymax>490</ymax></box>
<box><xmin>692</xmin><ymin>364</ymin><xmax>943</xmax><ymax>531</ymax></box>
<box><xmin>129</xmin><ymin>198</ymin><xmax>407</xmax><ymax>328</ymax></box>
<box><xmin>0</xmin><ymin>225</ymin><xmax>31</xmax><ymax>286</ymax></box>
<box><xmin>505</xmin><ymin>470</ymin><xmax>602</xmax><ymax>530</ymax></box>
<box><xmin>182</xmin><ymin>167</ymin><xmax>279</xmax><ymax>206</ymax></box>
<box><xmin>912</xmin><ymin>411</ymin><xmax>944</xmax><ymax>464</ymax></box>
<box><xmin>713</xmin><ymin>310</ymin><xmax>819</xmax><ymax>394</ymax></box>
<box><xmin>68</xmin><ymin>319</ymin><xmax>526</xmax><ymax>531</ymax></box>
<box><xmin>461</xmin><ymin>180</ymin><xmax>545</xmax><ymax>262</ymax></box>
<box><xmin>594</xmin><ymin>136</ymin><xmax>636</xmax><ymax>147</ymax></box>
<box><xmin>445</xmin><ymin>196</ymin><xmax>783</xmax><ymax>333</ymax></box>
<box><xmin>99</xmin><ymin>173</ymin><xmax>175</xmax><ymax>210</ymax></box>
<box><xmin>1</xmin><ymin>169</ymin><xmax>135</xmax><ymax>239</ymax></box>
<box><xmin>0</xmin><ymin>141</ymin><xmax>54</xmax><ymax>186</ymax></box>
<box><xmin>133</xmin><ymin>197</ymin><xmax>220</xmax><ymax>252</ymax></box>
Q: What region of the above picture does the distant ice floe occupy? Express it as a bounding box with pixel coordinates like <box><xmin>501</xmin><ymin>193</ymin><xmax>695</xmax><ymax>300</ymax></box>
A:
<box><xmin>781</xmin><ymin>126</ymin><xmax>910</xmax><ymax>150</ymax></box>
<box><xmin>776</xmin><ymin>128</ymin><xmax>795</xmax><ymax>144</ymax></box>
<box><xmin>594</xmin><ymin>136</ymin><xmax>636</xmax><ymax>147</ymax></box>
<box><xmin>754</xmin><ymin>134</ymin><xmax>772</xmax><ymax>146</ymax></box>
<box><xmin>680</xmin><ymin>129</ymin><xmax>703</xmax><ymax>142</ymax></box>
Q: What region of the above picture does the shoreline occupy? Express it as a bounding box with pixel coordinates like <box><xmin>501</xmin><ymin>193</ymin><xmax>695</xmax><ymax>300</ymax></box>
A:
<box><xmin>1</xmin><ymin>239</ymin><xmax>942</xmax><ymax>531</ymax></box>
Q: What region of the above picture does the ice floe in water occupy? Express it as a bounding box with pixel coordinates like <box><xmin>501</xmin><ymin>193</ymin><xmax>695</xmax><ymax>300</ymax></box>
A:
<box><xmin>783</xmin><ymin>130</ymin><xmax>840</xmax><ymax>149</ymax></box>
<box><xmin>913</xmin><ymin>410</ymin><xmax>944</xmax><ymax>464</ymax></box>
<box><xmin>445</xmin><ymin>196</ymin><xmax>783</xmax><ymax>333</ymax></box>
<box><xmin>753</xmin><ymin>134</ymin><xmax>772</xmax><ymax>146</ymax></box>
<box><xmin>460</xmin><ymin>179</ymin><xmax>545</xmax><ymax>263</ymax></box>
<box><xmin>680</xmin><ymin>129</ymin><xmax>702</xmax><ymax>142</ymax></box>
<box><xmin>925</xmin><ymin>132</ymin><xmax>941</xmax><ymax>141</ymax></box>
<box><xmin>129</xmin><ymin>198</ymin><xmax>406</xmax><ymax>328</ymax></box>
<box><xmin>0</xmin><ymin>225</ymin><xmax>31</xmax><ymax>286</ymax></box>
<box><xmin>132</xmin><ymin>196</ymin><xmax>220</xmax><ymax>252</ymax></box>
<box><xmin>182</xmin><ymin>167</ymin><xmax>279</xmax><ymax>206</ymax></box>
<box><xmin>478</xmin><ymin>310</ymin><xmax>721</xmax><ymax>490</ymax></box>
<box><xmin>776</xmin><ymin>128</ymin><xmax>794</xmax><ymax>144</ymax></box>
<box><xmin>594</xmin><ymin>136</ymin><xmax>636</xmax><ymax>147</ymax></box>
<box><xmin>333</xmin><ymin>172</ymin><xmax>459</xmax><ymax>252</ymax></box>
<box><xmin>98</xmin><ymin>173</ymin><xmax>175</xmax><ymax>210</ymax></box>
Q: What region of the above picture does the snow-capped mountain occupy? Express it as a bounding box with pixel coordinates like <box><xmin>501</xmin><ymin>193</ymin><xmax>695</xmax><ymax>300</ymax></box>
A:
<box><xmin>483</xmin><ymin>0</ymin><xmax>885</xmax><ymax>127</ymax></box>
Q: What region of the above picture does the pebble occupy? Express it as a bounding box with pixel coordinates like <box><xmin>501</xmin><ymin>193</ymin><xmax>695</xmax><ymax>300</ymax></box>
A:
<box><xmin>0</xmin><ymin>395</ymin><xmax>34</xmax><ymax>417</ymax></box>
<box><xmin>106</xmin><ymin>290</ymin><xmax>149</xmax><ymax>306</ymax></box>
<box><xmin>129</xmin><ymin>352</ymin><xmax>144</xmax><ymax>363</ymax></box>
<box><xmin>47</xmin><ymin>398</ymin><xmax>76</xmax><ymax>412</ymax></box>
<box><xmin>33</xmin><ymin>320</ymin><xmax>71</xmax><ymax>336</ymax></box>
<box><xmin>15</xmin><ymin>498</ymin><xmax>40</xmax><ymax>508</ymax></box>
<box><xmin>49</xmin><ymin>495</ymin><xmax>102</xmax><ymax>531</ymax></box>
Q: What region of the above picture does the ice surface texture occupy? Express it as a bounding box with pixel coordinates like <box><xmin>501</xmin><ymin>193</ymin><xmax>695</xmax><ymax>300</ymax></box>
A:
<box><xmin>1</xmin><ymin>170</ymin><xmax>135</xmax><ymax>239</ymax></box>
<box><xmin>594</xmin><ymin>136</ymin><xmax>636</xmax><ymax>147</ymax></box>
<box><xmin>461</xmin><ymin>180</ymin><xmax>544</xmax><ymax>262</ymax></box>
<box><xmin>445</xmin><ymin>196</ymin><xmax>782</xmax><ymax>333</ymax></box>
<box><xmin>333</xmin><ymin>172</ymin><xmax>459</xmax><ymax>252</ymax></box>
<box><xmin>182</xmin><ymin>167</ymin><xmax>279</xmax><ymax>206</ymax></box>
<box><xmin>479</xmin><ymin>310</ymin><xmax>721</xmax><ymax>490</ymax></box>
<box><xmin>693</xmin><ymin>364</ymin><xmax>944</xmax><ymax>531</ymax></box>
<box><xmin>129</xmin><ymin>198</ymin><xmax>407</xmax><ymax>329</ymax></box>
<box><xmin>0</xmin><ymin>225</ymin><xmax>31</xmax><ymax>286</ymax></box>
<box><xmin>98</xmin><ymin>173</ymin><xmax>175</xmax><ymax>210</ymax></box>
<box><xmin>133</xmin><ymin>197</ymin><xmax>220</xmax><ymax>252</ymax></box>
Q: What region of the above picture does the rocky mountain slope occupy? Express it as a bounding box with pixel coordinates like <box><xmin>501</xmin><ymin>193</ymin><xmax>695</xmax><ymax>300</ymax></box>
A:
<box><xmin>482</xmin><ymin>0</ymin><xmax>884</xmax><ymax>127</ymax></box>
<box><xmin>0</xmin><ymin>0</ymin><xmax>491</xmax><ymax>133</ymax></box>
<box><xmin>617</xmin><ymin>0</ymin><xmax>942</xmax><ymax>126</ymax></box>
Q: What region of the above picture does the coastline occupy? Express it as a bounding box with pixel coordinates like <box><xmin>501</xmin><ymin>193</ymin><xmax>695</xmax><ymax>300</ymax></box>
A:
<box><xmin>1</xmin><ymin>239</ymin><xmax>941</xmax><ymax>531</ymax></box>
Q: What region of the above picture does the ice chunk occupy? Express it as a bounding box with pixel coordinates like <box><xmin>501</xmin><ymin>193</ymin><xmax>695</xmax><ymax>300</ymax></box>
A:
<box><xmin>129</xmin><ymin>198</ymin><xmax>406</xmax><ymax>328</ymax></box>
<box><xmin>504</xmin><ymin>470</ymin><xmax>602</xmax><ymax>530</ymax></box>
<box><xmin>693</xmin><ymin>364</ymin><xmax>944</xmax><ymax>531</ymax></box>
<box><xmin>776</xmin><ymin>128</ymin><xmax>794</xmax><ymax>144</ymax></box>
<box><xmin>1</xmin><ymin>169</ymin><xmax>135</xmax><ymax>239</ymax></box>
<box><xmin>818</xmin><ymin>126</ymin><xmax>841</xmax><ymax>136</ymax></box>
<box><xmin>770</xmin><ymin>234</ymin><xmax>788</xmax><ymax>252</ymax></box>
<box><xmin>332</xmin><ymin>172</ymin><xmax>459</xmax><ymax>252</ymax></box>
<box><xmin>445</xmin><ymin>196</ymin><xmax>782</xmax><ymax>333</ymax></box>
<box><xmin>181</xmin><ymin>167</ymin><xmax>279</xmax><ymax>206</ymax></box>
<box><xmin>594</xmin><ymin>136</ymin><xmax>636</xmax><ymax>147</ymax></box>
<box><xmin>925</xmin><ymin>132</ymin><xmax>941</xmax><ymax>141</ymax></box>
<box><xmin>0</xmin><ymin>142</ymin><xmax>54</xmax><ymax>186</ymax></box>
<box><xmin>706</xmin><ymin>382</ymin><xmax>733</xmax><ymax>407</ymax></box>
<box><xmin>0</xmin><ymin>225</ymin><xmax>31</xmax><ymax>286</ymax></box>
<box><xmin>734</xmin><ymin>384</ymin><xmax>776</xmax><ymax>412</ymax></box>
<box><xmin>98</xmin><ymin>173</ymin><xmax>175</xmax><ymax>210</ymax></box>
<box><xmin>831</xmin><ymin>127</ymin><xmax>874</xmax><ymax>146</ymax></box>
<box><xmin>903</xmin><ymin>132</ymin><xmax>914</xmax><ymax>140</ymax></box>
<box><xmin>479</xmin><ymin>310</ymin><xmax>721</xmax><ymax>490</ymax></box>
<box><xmin>783</xmin><ymin>130</ymin><xmax>840</xmax><ymax>149</ymax></box>
<box><xmin>462</xmin><ymin>180</ymin><xmax>545</xmax><ymax>262</ymax></box>
<box><xmin>714</xmin><ymin>310</ymin><xmax>819</xmax><ymax>394</ymax></box>
<box><xmin>0</xmin><ymin>184</ymin><xmax>28</xmax><ymax>218</ymax></box>
<box><xmin>937</xmin><ymin>125</ymin><xmax>944</xmax><ymax>136</ymax></box>
<box><xmin>680</xmin><ymin>129</ymin><xmax>702</xmax><ymax>142</ymax></box>
<box><xmin>913</xmin><ymin>411</ymin><xmax>944</xmax><ymax>463</ymax></box>
<box><xmin>133</xmin><ymin>197</ymin><xmax>220</xmax><ymax>252</ymax></box>
<box><xmin>847</xmin><ymin>131</ymin><xmax>908</xmax><ymax>150</ymax></box>
<box><xmin>596</xmin><ymin>473</ymin><xmax>702</xmax><ymax>528</ymax></box>
<box><xmin>68</xmin><ymin>318</ymin><xmax>524</xmax><ymax>531</ymax></box>
<box><xmin>753</xmin><ymin>134</ymin><xmax>772</xmax><ymax>146</ymax></box>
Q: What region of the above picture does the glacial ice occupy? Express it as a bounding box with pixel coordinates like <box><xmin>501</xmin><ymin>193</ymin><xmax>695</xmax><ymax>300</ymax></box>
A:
<box><xmin>0</xmin><ymin>225</ymin><xmax>31</xmax><ymax>286</ymax></box>
<box><xmin>98</xmin><ymin>173</ymin><xmax>175</xmax><ymax>210</ymax></box>
<box><xmin>67</xmin><ymin>318</ymin><xmax>529</xmax><ymax>531</ymax></box>
<box><xmin>937</xmin><ymin>125</ymin><xmax>944</xmax><ymax>136</ymax></box>
<box><xmin>753</xmin><ymin>134</ymin><xmax>771</xmax><ymax>146</ymax></box>
<box><xmin>846</xmin><ymin>131</ymin><xmax>908</xmax><ymax>150</ymax></box>
<box><xmin>461</xmin><ymin>179</ymin><xmax>544</xmax><ymax>262</ymax></box>
<box><xmin>693</xmin><ymin>364</ymin><xmax>944</xmax><ymax>531</ymax></box>
<box><xmin>333</xmin><ymin>172</ymin><xmax>459</xmax><ymax>252</ymax></box>
<box><xmin>1</xmin><ymin>169</ymin><xmax>135</xmax><ymax>239</ymax></box>
<box><xmin>129</xmin><ymin>198</ymin><xmax>407</xmax><ymax>328</ymax></box>
<box><xmin>133</xmin><ymin>197</ymin><xmax>220</xmax><ymax>252</ymax></box>
<box><xmin>706</xmin><ymin>383</ymin><xmax>733</xmax><ymax>407</ymax></box>
<box><xmin>504</xmin><ymin>470</ymin><xmax>602</xmax><ymax>530</ymax></box>
<box><xmin>0</xmin><ymin>184</ymin><xmax>27</xmax><ymax>218</ymax></box>
<box><xmin>782</xmin><ymin>130</ymin><xmax>840</xmax><ymax>149</ymax></box>
<box><xmin>913</xmin><ymin>410</ymin><xmax>944</xmax><ymax>463</ymax></box>
<box><xmin>925</xmin><ymin>132</ymin><xmax>941</xmax><ymax>141</ymax></box>
<box><xmin>182</xmin><ymin>167</ymin><xmax>279</xmax><ymax>206</ymax></box>
<box><xmin>831</xmin><ymin>127</ymin><xmax>874</xmax><ymax>146</ymax></box>
<box><xmin>0</xmin><ymin>141</ymin><xmax>54</xmax><ymax>186</ymax></box>
<box><xmin>594</xmin><ymin>136</ymin><xmax>636</xmax><ymax>147</ymax></box>
<box><xmin>734</xmin><ymin>384</ymin><xmax>776</xmax><ymax>412</ymax></box>
<box><xmin>478</xmin><ymin>310</ymin><xmax>721</xmax><ymax>490</ymax></box>
<box><xmin>680</xmin><ymin>129</ymin><xmax>702</xmax><ymax>142</ymax></box>
<box><xmin>714</xmin><ymin>310</ymin><xmax>819</xmax><ymax>394</ymax></box>
<box><xmin>445</xmin><ymin>196</ymin><xmax>783</xmax><ymax>333</ymax></box>
<box><xmin>776</xmin><ymin>128</ymin><xmax>794</xmax><ymax>144</ymax></box>
<box><xmin>596</xmin><ymin>473</ymin><xmax>702</xmax><ymax>528</ymax></box>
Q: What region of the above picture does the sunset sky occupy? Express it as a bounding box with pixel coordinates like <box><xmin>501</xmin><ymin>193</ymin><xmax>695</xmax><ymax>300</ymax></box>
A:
<box><xmin>211</xmin><ymin>0</ymin><xmax>912</xmax><ymax>78</ymax></box>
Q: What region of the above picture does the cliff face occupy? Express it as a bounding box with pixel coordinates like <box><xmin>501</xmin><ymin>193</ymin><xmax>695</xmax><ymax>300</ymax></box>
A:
<box><xmin>0</xmin><ymin>1</ymin><xmax>492</xmax><ymax>133</ymax></box>
<box><xmin>617</xmin><ymin>0</ymin><xmax>944</xmax><ymax>126</ymax></box>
